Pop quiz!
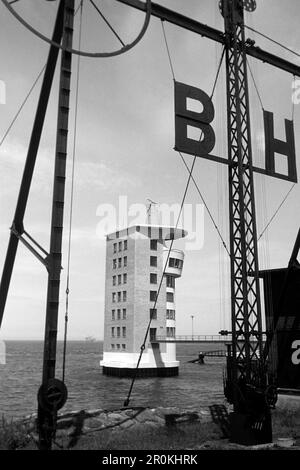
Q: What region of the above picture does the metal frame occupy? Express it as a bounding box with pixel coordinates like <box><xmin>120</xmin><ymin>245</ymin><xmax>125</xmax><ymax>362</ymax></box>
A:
<box><xmin>0</xmin><ymin>0</ymin><xmax>298</xmax><ymax>448</ymax></box>
<box><xmin>0</xmin><ymin>0</ymin><xmax>65</xmax><ymax>325</ymax></box>
<box><xmin>224</xmin><ymin>0</ymin><xmax>265</xmax><ymax>409</ymax></box>
<box><xmin>37</xmin><ymin>0</ymin><xmax>75</xmax><ymax>451</ymax></box>
<box><xmin>117</xmin><ymin>0</ymin><xmax>300</xmax><ymax>76</ymax></box>
<box><xmin>0</xmin><ymin>0</ymin><xmax>74</xmax><ymax>450</ymax></box>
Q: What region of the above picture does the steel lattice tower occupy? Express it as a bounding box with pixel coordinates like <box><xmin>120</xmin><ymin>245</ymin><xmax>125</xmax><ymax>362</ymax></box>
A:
<box><xmin>223</xmin><ymin>0</ymin><xmax>265</xmax><ymax>408</ymax></box>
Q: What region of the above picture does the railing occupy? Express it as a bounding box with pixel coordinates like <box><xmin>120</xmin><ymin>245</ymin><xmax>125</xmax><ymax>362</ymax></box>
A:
<box><xmin>154</xmin><ymin>335</ymin><xmax>232</xmax><ymax>343</ymax></box>
<box><xmin>203</xmin><ymin>350</ymin><xmax>227</xmax><ymax>357</ymax></box>
<box><xmin>153</xmin><ymin>334</ymin><xmax>267</xmax><ymax>343</ymax></box>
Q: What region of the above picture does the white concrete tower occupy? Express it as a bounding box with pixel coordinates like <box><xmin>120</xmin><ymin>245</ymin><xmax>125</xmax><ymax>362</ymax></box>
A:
<box><xmin>100</xmin><ymin>225</ymin><xmax>187</xmax><ymax>377</ymax></box>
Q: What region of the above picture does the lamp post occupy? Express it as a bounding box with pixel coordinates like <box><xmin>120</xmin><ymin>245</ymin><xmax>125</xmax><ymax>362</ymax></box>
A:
<box><xmin>191</xmin><ymin>315</ymin><xmax>194</xmax><ymax>340</ymax></box>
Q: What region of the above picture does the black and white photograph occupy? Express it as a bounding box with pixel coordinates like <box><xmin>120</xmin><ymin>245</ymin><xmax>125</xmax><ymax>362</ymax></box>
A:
<box><xmin>0</xmin><ymin>0</ymin><xmax>300</xmax><ymax>458</ymax></box>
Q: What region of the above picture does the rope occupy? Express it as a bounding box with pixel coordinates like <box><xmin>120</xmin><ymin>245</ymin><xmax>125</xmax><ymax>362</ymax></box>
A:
<box><xmin>88</xmin><ymin>0</ymin><xmax>125</xmax><ymax>47</ymax></box>
<box><xmin>0</xmin><ymin>67</ymin><xmax>45</xmax><ymax>148</ymax></box>
<box><xmin>0</xmin><ymin>2</ymin><xmax>83</xmax><ymax>149</ymax></box>
<box><xmin>161</xmin><ymin>22</ymin><xmax>229</xmax><ymax>255</ymax></box>
<box><xmin>244</xmin><ymin>24</ymin><xmax>300</xmax><ymax>62</ymax></box>
<box><xmin>292</xmin><ymin>75</ymin><xmax>296</xmax><ymax>121</ymax></box>
<box><xmin>210</xmin><ymin>46</ymin><xmax>226</xmax><ymax>99</ymax></box>
<box><xmin>246</xmin><ymin>57</ymin><xmax>264</xmax><ymax>110</ymax></box>
<box><xmin>124</xmin><ymin>40</ymin><xmax>227</xmax><ymax>407</ymax></box>
<box><xmin>245</xmin><ymin>55</ymin><xmax>296</xmax><ymax>247</ymax></box>
<box><xmin>160</xmin><ymin>20</ymin><xmax>176</xmax><ymax>81</ymax></box>
<box><xmin>178</xmin><ymin>152</ymin><xmax>230</xmax><ymax>257</ymax></box>
<box><xmin>62</xmin><ymin>0</ymin><xmax>83</xmax><ymax>383</ymax></box>
<box><xmin>258</xmin><ymin>183</ymin><xmax>296</xmax><ymax>242</ymax></box>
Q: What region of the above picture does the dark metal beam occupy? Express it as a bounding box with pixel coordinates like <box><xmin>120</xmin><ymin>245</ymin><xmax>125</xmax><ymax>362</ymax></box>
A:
<box><xmin>289</xmin><ymin>227</ymin><xmax>300</xmax><ymax>266</ymax></box>
<box><xmin>116</xmin><ymin>0</ymin><xmax>300</xmax><ymax>77</ymax></box>
<box><xmin>0</xmin><ymin>0</ymin><xmax>65</xmax><ymax>328</ymax></box>
<box><xmin>117</xmin><ymin>0</ymin><xmax>224</xmax><ymax>43</ymax></box>
<box><xmin>37</xmin><ymin>0</ymin><xmax>75</xmax><ymax>451</ymax></box>
<box><xmin>246</xmin><ymin>44</ymin><xmax>300</xmax><ymax>78</ymax></box>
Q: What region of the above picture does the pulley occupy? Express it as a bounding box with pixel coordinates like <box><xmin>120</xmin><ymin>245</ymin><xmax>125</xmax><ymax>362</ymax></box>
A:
<box><xmin>1</xmin><ymin>0</ymin><xmax>152</xmax><ymax>58</ymax></box>
<box><xmin>38</xmin><ymin>378</ymin><xmax>68</xmax><ymax>412</ymax></box>
<box><xmin>219</xmin><ymin>0</ymin><xmax>257</xmax><ymax>17</ymax></box>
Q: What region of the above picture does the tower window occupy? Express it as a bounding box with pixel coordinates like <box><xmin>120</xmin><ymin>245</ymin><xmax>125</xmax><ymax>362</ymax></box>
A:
<box><xmin>150</xmin><ymin>256</ymin><xmax>157</xmax><ymax>267</ymax></box>
<box><xmin>169</xmin><ymin>258</ymin><xmax>182</xmax><ymax>269</ymax></box>
<box><xmin>118</xmin><ymin>274</ymin><xmax>122</xmax><ymax>285</ymax></box>
<box><xmin>111</xmin><ymin>344</ymin><xmax>115</xmax><ymax>350</ymax></box>
<box><xmin>118</xmin><ymin>258</ymin><xmax>122</xmax><ymax>268</ymax></box>
<box><xmin>166</xmin><ymin>309</ymin><xmax>175</xmax><ymax>320</ymax></box>
<box><xmin>113</xmin><ymin>259</ymin><xmax>117</xmax><ymax>269</ymax></box>
<box><xmin>166</xmin><ymin>275</ymin><xmax>175</xmax><ymax>288</ymax></box>
<box><xmin>167</xmin><ymin>292</ymin><xmax>174</xmax><ymax>302</ymax></box>
<box><xmin>112</xmin><ymin>309</ymin><xmax>115</xmax><ymax>320</ymax></box>
<box><xmin>117</xmin><ymin>309</ymin><xmax>121</xmax><ymax>320</ymax></box>
<box><xmin>123</xmin><ymin>308</ymin><xmax>126</xmax><ymax>320</ymax></box>
<box><xmin>112</xmin><ymin>293</ymin><xmax>116</xmax><ymax>303</ymax></box>
<box><xmin>124</xmin><ymin>240</ymin><xmax>128</xmax><ymax>250</ymax></box>
<box><xmin>111</xmin><ymin>327</ymin><xmax>115</xmax><ymax>338</ymax></box>
<box><xmin>122</xmin><ymin>344</ymin><xmax>126</xmax><ymax>350</ymax></box>
<box><xmin>113</xmin><ymin>276</ymin><xmax>116</xmax><ymax>286</ymax></box>
<box><xmin>119</xmin><ymin>241</ymin><xmax>122</xmax><ymax>251</ymax></box>
<box><xmin>150</xmin><ymin>308</ymin><xmax>157</xmax><ymax>320</ymax></box>
<box><xmin>117</xmin><ymin>344</ymin><xmax>120</xmax><ymax>350</ymax></box>
<box><xmin>117</xmin><ymin>327</ymin><xmax>120</xmax><ymax>338</ymax></box>
<box><xmin>123</xmin><ymin>291</ymin><xmax>127</xmax><ymax>302</ymax></box>
<box><xmin>150</xmin><ymin>328</ymin><xmax>157</xmax><ymax>341</ymax></box>
<box><xmin>166</xmin><ymin>327</ymin><xmax>175</xmax><ymax>338</ymax></box>
<box><xmin>150</xmin><ymin>291</ymin><xmax>157</xmax><ymax>301</ymax></box>
<box><xmin>122</xmin><ymin>327</ymin><xmax>126</xmax><ymax>338</ymax></box>
<box><xmin>113</xmin><ymin>243</ymin><xmax>117</xmax><ymax>254</ymax></box>
<box><xmin>123</xmin><ymin>273</ymin><xmax>127</xmax><ymax>284</ymax></box>
<box><xmin>118</xmin><ymin>292</ymin><xmax>121</xmax><ymax>302</ymax></box>
<box><xmin>150</xmin><ymin>273</ymin><xmax>157</xmax><ymax>284</ymax></box>
<box><xmin>150</xmin><ymin>240</ymin><xmax>157</xmax><ymax>250</ymax></box>
<box><xmin>124</xmin><ymin>256</ymin><xmax>127</xmax><ymax>267</ymax></box>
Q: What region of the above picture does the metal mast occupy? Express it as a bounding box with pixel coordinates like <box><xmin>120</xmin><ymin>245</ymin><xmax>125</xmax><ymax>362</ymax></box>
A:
<box><xmin>222</xmin><ymin>0</ymin><xmax>272</xmax><ymax>442</ymax></box>
<box><xmin>224</xmin><ymin>0</ymin><xmax>263</xmax><ymax>392</ymax></box>
<box><xmin>37</xmin><ymin>0</ymin><xmax>75</xmax><ymax>450</ymax></box>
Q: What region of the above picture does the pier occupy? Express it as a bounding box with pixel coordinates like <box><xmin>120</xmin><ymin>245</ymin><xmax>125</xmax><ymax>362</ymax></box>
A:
<box><xmin>153</xmin><ymin>335</ymin><xmax>231</xmax><ymax>344</ymax></box>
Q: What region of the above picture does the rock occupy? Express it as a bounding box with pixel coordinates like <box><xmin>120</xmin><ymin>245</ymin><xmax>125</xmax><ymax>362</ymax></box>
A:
<box><xmin>135</xmin><ymin>409</ymin><xmax>156</xmax><ymax>423</ymax></box>
<box><xmin>142</xmin><ymin>420</ymin><xmax>160</xmax><ymax>428</ymax></box>
<box><xmin>119</xmin><ymin>419</ymin><xmax>134</xmax><ymax>429</ymax></box>
<box><xmin>84</xmin><ymin>417</ymin><xmax>107</xmax><ymax>429</ymax></box>
<box><xmin>107</xmin><ymin>412</ymin><xmax>123</xmax><ymax>422</ymax></box>
<box><xmin>84</xmin><ymin>409</ymin><xmax>103</xmax><ymax>417</ymax></box>
<box><xmin>56</xmin><ymin>418</ymin><xmax>74</xmax><ymax>429</ymax></box>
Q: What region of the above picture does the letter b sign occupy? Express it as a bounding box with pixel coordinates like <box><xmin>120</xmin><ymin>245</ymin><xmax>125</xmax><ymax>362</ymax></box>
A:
<box><xmin>174</xmin><ymin>82</ymin><xmax>216</xmax><ymax>158</ymax></box>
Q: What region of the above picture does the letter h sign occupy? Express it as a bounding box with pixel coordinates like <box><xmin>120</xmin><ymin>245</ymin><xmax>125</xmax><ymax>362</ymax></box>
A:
<box><xmin>174</xmin><ymin>81</ymin><xmax>297</xmax><ymax>183</ymax></box>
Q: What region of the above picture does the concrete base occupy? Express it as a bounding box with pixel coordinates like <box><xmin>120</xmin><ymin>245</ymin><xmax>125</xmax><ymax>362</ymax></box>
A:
<box><xmin>102</xmin><ymin>366</ymin><xmax>179</xmax><ymax>378</ymax></box>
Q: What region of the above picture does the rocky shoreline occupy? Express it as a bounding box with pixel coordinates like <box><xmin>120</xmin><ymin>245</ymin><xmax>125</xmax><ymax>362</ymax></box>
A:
<box><xmin>19</xmin><ymin>405</ymin><xmax>214</xmax><ymax>448</ymax></box>
<box><xmin>23</xmin><ymin>406</ymin><xmax>212</xmax><ymax>433</ymax></box>
<box><xmin>9</xmin><ymin>400</ymin><xmax>299</xmax><ymax>450</ymax></box>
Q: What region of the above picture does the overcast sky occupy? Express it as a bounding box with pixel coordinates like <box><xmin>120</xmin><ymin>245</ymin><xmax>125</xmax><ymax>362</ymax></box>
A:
<box><xmin>0</xmin><ymin>0</ymin><xmax>300</xmax><ymax>340</ymax></box>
